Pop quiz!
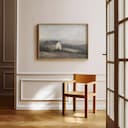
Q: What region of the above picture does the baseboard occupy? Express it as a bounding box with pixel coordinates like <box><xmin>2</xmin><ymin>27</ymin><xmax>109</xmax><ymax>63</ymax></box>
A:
<box><xmin>16</xmin><ymin>100</ymin><xmax>106</xmax><ymax>110</ymax></box>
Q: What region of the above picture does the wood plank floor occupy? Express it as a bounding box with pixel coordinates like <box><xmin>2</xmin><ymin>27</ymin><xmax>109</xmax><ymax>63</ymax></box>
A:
<box><xmin>0</xmin><ymin>110</ymin><xmax>106</xmax><ymax>128</ymax></box>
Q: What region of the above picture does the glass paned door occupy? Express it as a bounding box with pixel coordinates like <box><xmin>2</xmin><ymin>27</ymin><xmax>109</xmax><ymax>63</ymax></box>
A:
<box><xmin>118</xmin><ymin>0</ymin><xmax>128</xmax><ymax>127</ymax></box>
<box><xmin>106</xmin><ymin>0</ymin><xmax>128</xmax><ymax>127</ymax></box>
<box><xmin>106</xmin><ymin>0</ymin><xmax>115</xmax><ymax>127</ymax></box>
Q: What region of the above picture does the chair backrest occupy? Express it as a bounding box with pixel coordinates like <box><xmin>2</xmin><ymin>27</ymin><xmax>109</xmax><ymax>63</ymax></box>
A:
<box><xmin>73</xmin><ymin>74</ymin><xmax>96</xmax><ymax>83</ymax></box>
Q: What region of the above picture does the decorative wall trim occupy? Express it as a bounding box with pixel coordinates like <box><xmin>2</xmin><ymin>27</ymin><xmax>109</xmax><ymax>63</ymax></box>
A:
<box><xmin>2</xmin><ymin>71</ymin><xmax>14</xmax><ymax>90</ymax></box>
<box><xmin>17</xmin><ymin>72</ymin><xmax>105</xmax><ymax>76</ymax></box>
<box><xmin>2</xmin><ymin>0</ymin><xmax>15</xmax><ymax>63</ymax></box>
<box><xmin>0</xmin><ymin>66</ymin><xmax>14</xmax><ymax>69</ymax></box>
<box><xmin>0</xmin><ymin>93</ymin><xmax>13</xmax><ymax>96</ymax></box>
<box><xmin>2</xmin><ymin>0</ymin><xmax>5</xmax><ymax>62</ymax></box>
<box><xmin>16</xmin><ymin>0</ymin><xmax>19</xmax><ymax>74</ymax></box>
<box><xmin>16</xmin><ymin>100</ymin><xmax>106</xmax><ymax>110</ymax></box>
<box><xmin>17</xmin><ymin>73</ymin><xmax>106</xmax><ymax>82</ymax></box>
<box><xmin>17</xmin><ymin>72</ymin><xmax>73</xmax><ymax>76</ymax></box>
<box><xmin>16</xmin><ymin>73</ymin><xmax>106</xmax><ymax>110</ymax></box>
<box><xmin>19</xmin><ymin>78</ymin><xmax>70</xmax><ymax>102</ymax></box>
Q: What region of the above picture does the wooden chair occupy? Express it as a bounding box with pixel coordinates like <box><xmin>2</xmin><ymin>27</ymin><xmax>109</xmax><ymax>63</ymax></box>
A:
<box><xmin>62</xmin><ymin>74</ymin><xmax>96</xmax><ymax>118</ymax></box>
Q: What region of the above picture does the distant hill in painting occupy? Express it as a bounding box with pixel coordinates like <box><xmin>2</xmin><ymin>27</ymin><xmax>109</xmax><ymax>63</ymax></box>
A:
<box><xmin>39</xmin><ymin>40</ymin><xmax>88</xmax><ymax>58</ymax></box>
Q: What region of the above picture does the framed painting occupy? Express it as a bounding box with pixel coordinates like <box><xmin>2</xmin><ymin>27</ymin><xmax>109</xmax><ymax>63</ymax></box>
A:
<box><xmin>37</xmin><ymin>24</ymin><xmax>88</xmax><ymax>59</ymax></box>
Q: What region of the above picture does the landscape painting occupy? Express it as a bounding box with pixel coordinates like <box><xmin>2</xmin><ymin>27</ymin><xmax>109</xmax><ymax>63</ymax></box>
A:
<box><xmin>37</xmin><ymin>24</ymin><xmax>88</xmax><ymax>59</ymax></box>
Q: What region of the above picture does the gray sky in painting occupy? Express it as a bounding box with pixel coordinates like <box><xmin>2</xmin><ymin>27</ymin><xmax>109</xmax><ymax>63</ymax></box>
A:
<box><xmin>39</xmin><ymin>25</ymin><xmax>87</xmax><ymax>43</ymax></box>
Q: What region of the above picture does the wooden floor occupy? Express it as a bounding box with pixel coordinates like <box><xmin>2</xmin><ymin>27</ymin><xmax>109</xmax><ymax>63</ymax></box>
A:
<box><xmin>0</xmin><ymin>110</ymin><xmax>106</xmax><ymax>128</ymax></box>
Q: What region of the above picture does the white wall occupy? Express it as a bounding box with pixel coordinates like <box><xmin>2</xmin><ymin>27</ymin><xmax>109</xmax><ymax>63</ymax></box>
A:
<box><xmin>16</xmin><ymin>0</ymin><xmax>106</xmax><ymax>110</ymax></box>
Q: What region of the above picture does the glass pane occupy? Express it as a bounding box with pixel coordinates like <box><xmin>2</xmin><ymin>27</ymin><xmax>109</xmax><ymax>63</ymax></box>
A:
<box><xmin>109</xmin><ymin>92</ymin><xmax>114</xmax><ymax>120</ymax></box>
<box><xmin>125</xmin><ymin>101</ymin><xmax>128</xmax><ymax>128</ymax></box>
<box><xmin>125</xmin><ymin>0</ymin><xmax>128</xmax><ymax>18</ymax></box>
<box><xmin>107</xmin><ymin>35</ymin><xmax>110</xmax><ymax>61</ymax></box>
<box><xmin>119</xmin><ymin>23</ymin><xmax>124</xmax><ymax>58</ymax></box>
<box><xmin>118</xmin><ymin>97</ymin><xmax>124</xmax><ymax>128</ymax></box>
<box><xmin>107</xmin><ymin>5</ymin><xmax>110</xmax><ymax>32</ymax></box>
<box><xmin>125</xmin><ymin>62</ymin><xmax>128</xmax><ymax>99</ymax></box>
<box><xmin>119</xmin><ymin>62</ymin><xmax>124</xmax><ymax>96</ymax></box>
<box><xmin>107</xmin><ymin>64</ymin><xmax>110</xmax><ymax>88</ymax></box>
<box><xmin>107</xmin><ymin>91</ymin><xmax>110</xmax><ymax>115</ymax></box>
<box><xmin>119</xmin><ymin>0</ymin><xmax>124</xmax><ymax>21</ymax></box>
<box><xmin>108</xmin><ymin>64</ymin><xmax>114</xmax><ymax>90</ymax></box>
<box><xmin>109</xmin><ymin>34</ymin><xmax>114</xmax><ymax>61</ymax></box>
<box><xmin>109</xmin><ymin>0</ymin><xmax>114</xmax><ymax>31</ymax></box>
<box><xmin>125</xmin><ymin>21</ymin><xmax>128</xmax><ymax>58</ymax></box>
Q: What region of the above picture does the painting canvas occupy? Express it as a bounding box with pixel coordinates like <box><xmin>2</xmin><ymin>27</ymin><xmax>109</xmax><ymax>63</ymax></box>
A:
<box><xmin>37</xmin><ymin>24</ymin><xmax>88</xmax><ymax>59</ymax></box>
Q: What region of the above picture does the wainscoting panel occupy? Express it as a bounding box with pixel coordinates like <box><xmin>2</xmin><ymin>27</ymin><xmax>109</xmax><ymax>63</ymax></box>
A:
<box><xmin>20</xmin><ymin>79</ymin><xmax>64</xmax><ymax>101</ymax></box>
<box><xmin>3</xmin><ymin>71</ymin><xmax>14</xmax><ymax>90</ymax></box>
<box><xmin>16</xmin><ymin>74</ymin><xmax>106</xmax><ymax>110</ymax></box>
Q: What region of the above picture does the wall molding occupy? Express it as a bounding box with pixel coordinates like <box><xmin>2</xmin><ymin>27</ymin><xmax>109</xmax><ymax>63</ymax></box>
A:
<box><xmin>16</xmin><ymin>73</ymin><xmax>106</xmax><ymax>110</ymax></box>
<box><xmin>17</xmin><ymin>72</ymin><xmax>106</xmax><ymax>75</ymax></box>
<box><xmin>2</xmin><ymin>0</ymin><xmax>6</xmax><ymax>62</ymax></box>
<box><xmin>2</xmin><ymin>71</ymin><xmax>14</xmax><ymax>90</ymax></box>
<box><xmin>16</xmin><ymin>100</ymin><xmax>106</xmax><ymax>110</ymax></box>
<box><xmin>19</xmin><ymin>78</ymin><xmax>71</xmax><ymax>102</ymax></box>
<box><xmin>0</xmin><ymin>66</ymin><xmax>14</xmax><ymax>69</ymax></box>
<box><xmin>17</xmin><ymin>72</ymin><xmax>73</xmax><ymax>76</ymax></box>
<box><xmin>17</xmin><ymin>73</ymin><xmax>106</xmax><ymax>82</ymax></box>
<box><xmin>2</xmin><ymin>0</ymin><xmax>16</xmax><ymax>63</ymax></box>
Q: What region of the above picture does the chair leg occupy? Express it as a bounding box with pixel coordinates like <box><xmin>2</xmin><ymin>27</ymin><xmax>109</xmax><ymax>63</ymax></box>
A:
<box><xmin>73</xmin><ymin>82</ymin><xmax>76</xmax><ymax>112</ymax></box>
<box><xmin>62</xmin><ymin>95</ymin><xmax>66</xmax><ymax>115</ymax></box>
<box><xmin>73</xmin><ymin>97</ymin><xmax>76</xmax><ymax>112</ymax></box>
<box><xmin>62</xmin><ymin>83</ymin><xmax>66</xmax><ymax>115</ymax></box>
<box><xmin>85</xmin><ymin>85</ymin><xmax>88</xmax><ymax>118</ymax></box>
<box><xmin>93</xmin><ymin>83</ymin><xmax>96</xmax><ymax>113</ymax></box>
<box><xmin>93</xmin><ymin>96</ymin><xmax>96</xmax><ymax>113</ymax></box>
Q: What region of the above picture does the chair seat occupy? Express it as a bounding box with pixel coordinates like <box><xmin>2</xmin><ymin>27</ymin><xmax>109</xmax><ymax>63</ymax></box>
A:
<box><xmin>64</xmin><ymin>91</ymin><xmax>96</xmax><ymax>98</ymax></box>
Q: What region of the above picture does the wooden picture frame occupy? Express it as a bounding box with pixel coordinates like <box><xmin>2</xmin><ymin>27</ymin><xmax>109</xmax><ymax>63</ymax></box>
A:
<box><xmin>37</xmin><ymin>24</ymin><xmax>88</xmax><ymax>59</ymax></box>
